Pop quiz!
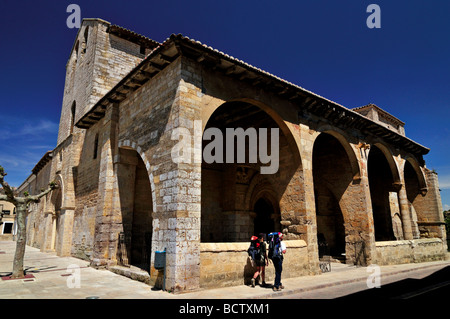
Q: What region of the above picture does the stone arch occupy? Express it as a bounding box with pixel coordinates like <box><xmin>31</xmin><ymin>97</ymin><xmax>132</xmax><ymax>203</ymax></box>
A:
<box><xmin>402</xmin><ymin>155</ymin><xmax>428</xmax><ymax>193</ymax></box>
<box><xmin>245</xmin><ymin>173</ymin><xmax>278</xmax><ymax>211</ymax></box>
<box><xmin>117</xmin><ymin>139</ymin><xmax>157</xmax><ymax>213</ymax></box>
<box><xmin>49</xmin><ymin>174</ymin><xmax>64</xmax><ymax>211</ymax></box>
<box><xmin>367</xmin><ymin>143</ymin><xmax>399</xmax><ymax>241</ymax></box>
<box><xmin>201</xmin><ymin>97</ymin><xmax>302</xmax><ymax>168</ymax></box>
<box><xmin>246</xmin><ymin>173</ymin><xmax>281</xmax><ymax>235</ymax></box>
<box><xmin>370</xmin><ymin>142</ymin><xmax>401</xmax><ymax>184</ymax></box>
<box><xmin>252</xmin><ymin>192</ymin><xmax>281</xmax><ymax>236</ymax></box>
<box><xmin>200</xmin><ymin>99</ymin><xmax>304</xmax><ymax>242</ymax></box>
<box><xmin>116</xmin><ymin>141</ymin><xmax>155</xmax><ymax>270</ymax></box>
<box><xmin>314</xmin><ymin>125</ymin><xmax>361</xmax><ymax>180</ymax></box>
<box><xmin>312</xmin><ymin>132</ymin><xmax>356</xmax><ymax>261</ymax></box>
<box><xmin>402</xmin><ymin>155</ymin><xmax>429</xmax><ymax>239</ymax></box>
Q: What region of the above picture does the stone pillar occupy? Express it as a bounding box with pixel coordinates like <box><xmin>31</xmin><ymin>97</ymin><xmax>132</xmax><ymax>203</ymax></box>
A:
<box><xmin>300</xmin><ymin>165</ymin><xmax>320</xmax><ymax>274</ymax></box>
<box><xmin>345</xmin><ymin>172</ymin><xmax>377</xmax><ymax>266</ymax></box>
<box><xmin>56</xmin><ymin>208</ymin><xmax>75</xmax><ymax>256</ymax></box>
<box><xmin>50</xmin><ymin>213</ymin><xmax>57</xmax><ymax>251</ymax></box>
<box><xmin>397</xmin><ymin>184</ymin><xmax>414</xmax><ymax>240</ymax></box>
<box><xmin>297</xmin><ymin>124</ymin><xmax>320</xmax><ymax>274</ymax></box>
<box><xmin>92</xmin><ymin>104</ymin><xmax>120</xmax><ymax>268</ymax></box>
<box><xmin>150</xmin><ymin>60</ymin><xmax>202</xmax><ymax>292</ymax></box>
<box><xmin>41</xmin><ymin>212</ymin><xmax>55</xmax><ymax>252</ymax></box>
<box><xmin>353</xmin><ymin>149</ymin><xmax>377</xmax><ymax>266</ymax></box>
<box><xmin>153</xmin><ymin>165</ymin><xmax>201</xmax><ymax>292</ymax></box>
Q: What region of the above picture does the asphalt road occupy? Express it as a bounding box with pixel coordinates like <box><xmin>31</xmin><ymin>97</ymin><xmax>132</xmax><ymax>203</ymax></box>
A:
<box><xmin>274</xmin><ymin>264</ymin><xmax>450</xmax><ymax>299</ymax></box>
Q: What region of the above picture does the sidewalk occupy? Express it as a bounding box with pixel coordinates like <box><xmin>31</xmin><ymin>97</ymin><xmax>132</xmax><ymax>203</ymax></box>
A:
<box><xmin>1</xmin><ymin>240</ymin><xmax>449</xmax><ymax>299</ymax></box>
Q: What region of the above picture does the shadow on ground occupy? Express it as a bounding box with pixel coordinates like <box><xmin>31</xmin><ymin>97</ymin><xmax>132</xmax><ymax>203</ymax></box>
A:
<box><xmin>337</xmin><ymin>266</ymin><xmax>450</xmax><ymax>299</ymax></box>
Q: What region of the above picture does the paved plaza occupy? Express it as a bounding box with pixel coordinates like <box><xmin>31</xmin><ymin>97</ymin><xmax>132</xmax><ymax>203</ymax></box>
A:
<box><xmin>1</xmin><ymin>240</ymin><xmax>449</xmax><ymax>300</ymax></box>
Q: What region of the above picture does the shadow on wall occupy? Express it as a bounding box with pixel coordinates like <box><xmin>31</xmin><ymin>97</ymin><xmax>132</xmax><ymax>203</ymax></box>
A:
<box><xmin>243</xmin><ymin>257</ymin><xmax>255</xmax><ymax>285</ymax></box>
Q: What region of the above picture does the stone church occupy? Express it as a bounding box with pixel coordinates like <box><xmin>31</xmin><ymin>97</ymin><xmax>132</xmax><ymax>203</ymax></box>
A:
<box><xmin>18</xmin><ymin>18</ymin><xmax>447</xmax><ymax>292</ymax></box>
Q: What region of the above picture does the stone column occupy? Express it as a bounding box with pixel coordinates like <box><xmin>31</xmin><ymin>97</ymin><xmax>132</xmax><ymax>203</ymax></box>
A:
<box><xmin>92</xmin><ymin>104</ymin><xmax>120</xmax><ymax>267</ymax></box>
<box><xmin>56</xmin><ymin>208</ymin><xmax>75</xmax><ymax>256</ymax></box>
<box><xmin>42</xmin><ymin>212</ymin><xmax>55</xmax><ymax>252</ymax></box>
<box><xmin>345</xmin><ymin>172</ymin><xmax>377</xmax><ymax>266</ymax></box>
<box><xmin>153</xmin><ymin>164</ymin><xmax>201</xmax><ymax>292</ymax></box>
<box><xmin>150</xmin><ymin>59</ymin><xmax>202</xmax><ymax>292</ymax></box>
<box><xmin>397</xmin><ymin>184</ymin><xmax>414</xmax><ymax>240</ymax></box>
<box><xmin>50</xmin><ymin>213</ymin><xmax>57</xmax><ymax>251</ymax></box>
<box><xmin>297</xmin><ymin>124</ymin><xmax>320</xmax><ymax>274</ymax></box>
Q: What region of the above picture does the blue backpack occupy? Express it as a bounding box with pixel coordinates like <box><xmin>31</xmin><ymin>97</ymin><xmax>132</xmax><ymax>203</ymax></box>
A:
<box><xmin>267</xmin><ymin>232</ymin><xmax>282</xmax><ymax>260</ymax></box>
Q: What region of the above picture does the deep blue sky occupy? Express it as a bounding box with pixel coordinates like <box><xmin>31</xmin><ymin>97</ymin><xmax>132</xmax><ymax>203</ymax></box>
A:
<box><xmin>0</xmin><ymin>0</ymin><xmax>449</xmax><ymax>210</ymax></box>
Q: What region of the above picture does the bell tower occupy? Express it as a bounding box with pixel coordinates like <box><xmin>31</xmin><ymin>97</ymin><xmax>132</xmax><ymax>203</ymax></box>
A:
<box><xmin>57</xmin><ymin>18</ymin><xmax>159</xmax><ymax>144</ymax></box>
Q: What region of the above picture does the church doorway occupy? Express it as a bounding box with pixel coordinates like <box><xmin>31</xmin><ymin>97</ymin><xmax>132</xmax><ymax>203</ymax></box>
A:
<box><xmin>253</xmin><ymin>197</ymin><xmax>276</xmax><ymax>236</ymax></box>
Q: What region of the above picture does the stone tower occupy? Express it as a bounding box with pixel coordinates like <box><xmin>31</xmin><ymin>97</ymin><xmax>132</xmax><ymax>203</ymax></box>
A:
<box><xmin>45</xmin><ymin>19</ymin><xmax>159</xmax><ymax>257</ymax></box>
<box><xmin>57</xmin><ymin>18</ymin><xmax>159</xmax><ymax>144</ymax></box>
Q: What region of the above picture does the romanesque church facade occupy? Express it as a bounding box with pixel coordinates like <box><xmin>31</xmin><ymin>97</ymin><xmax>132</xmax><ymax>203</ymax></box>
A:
<box><xmin>19</xmin><ymin>19</ymin><xmax>447</xmax><ymax>292</ymax></box>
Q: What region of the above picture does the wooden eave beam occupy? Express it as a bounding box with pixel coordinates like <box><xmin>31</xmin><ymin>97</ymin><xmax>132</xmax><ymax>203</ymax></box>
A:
<box><xmin>158</xmin><ymin>53</ymin><xmax>177</xmax><ymax>63</ymax></box>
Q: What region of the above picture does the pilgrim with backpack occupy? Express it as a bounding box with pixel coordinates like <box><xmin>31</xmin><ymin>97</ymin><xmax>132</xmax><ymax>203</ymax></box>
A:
<box><xmin>267</xmin><ymin>232</ymin><xmax>286</xmax><ymax>291</ymax></box>
<box><xmin>247</xmin><ymin>233</ymin><xmax>268</xmax><ymax>287</ymax></box>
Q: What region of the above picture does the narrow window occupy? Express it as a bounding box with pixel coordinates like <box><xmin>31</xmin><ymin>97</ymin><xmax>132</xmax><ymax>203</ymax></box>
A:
<box><xmin>82</xmin><ymin>27</ymin><xmax>89</xmax><ymax>54</ymax></box>
<box><xmin>70</xmin><ymin>101</ymin><xmax>76</xmax><ymax>134</ymax></box>
<box><xmin>93</xmin><ymin>133</ymin><xmax>99</xmax><ymax>159</ymax></box>
<box><xmin>140</xmin><ymin>45</ymin><xmax>146</xmax><ymax>55</ymax></box>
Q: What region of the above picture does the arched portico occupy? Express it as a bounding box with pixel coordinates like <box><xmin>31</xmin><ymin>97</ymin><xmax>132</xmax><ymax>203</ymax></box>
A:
<box><xmin>200</xmin><ymin>99</ymin><xmax>305</xmax><ymax>242</ymax></box>
<box><xmin>312</xmin><ymin>131</ymin><xmax>370</xmax><ymax>264</ymax></box>
<box><xmin>315</xmin><ymin>125</ymin><xmax>361</xmax><ymax>181</ymax></box>
<box><xmin>367</xmin><ymin>144</ymin><xmax>399</xmax><ymax>241</ymax></box>
<box><xmin>115</xmin><ymin>144</ymin><xmax>154</xmax><ymax>272</ymax></box>
<box><xmin>403</xmin><ymin>156</ymin><xmax>429</xmax><ymax>238</ymax></box>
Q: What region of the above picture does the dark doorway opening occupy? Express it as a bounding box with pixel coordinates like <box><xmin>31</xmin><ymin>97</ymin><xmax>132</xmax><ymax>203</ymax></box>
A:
<box><xmin>315</xmin><ymin>188</ymin><xmax>346</xmax><ymax>260</ymax></box>
<box><xmin>368</xmin><ymin>146</ymin><xmax>396</xmax><ymax>241</ymax></box>
<box><xmin>254</xmin><ymin>197</ymin><xmax>275</xmax><ymax>236</ymax></box>
<box><xmin>313</xmin><ymin>133</ymin><xmax>353</xmax><ymax>263</ymax></box>
<box><xmin>117</xmin><ymin>148</ymin><xmax>153</xmax><ymax>272</ymax></box>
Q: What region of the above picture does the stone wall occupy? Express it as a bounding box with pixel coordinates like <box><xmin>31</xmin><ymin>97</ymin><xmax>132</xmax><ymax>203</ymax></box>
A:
<box><xmin>200</xmin><ymin>240</ymin><xmax>309</xmax><ymax>289</ymax></box>
<box><xmin>22</xmin><ymin>160</ymin><xmax>52</xmax><ymax>251</ymax></box>
<box><xmin>375</xmin><ymin>238</ymin><xmax>447</xmax><ymax>265</ymax></box>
